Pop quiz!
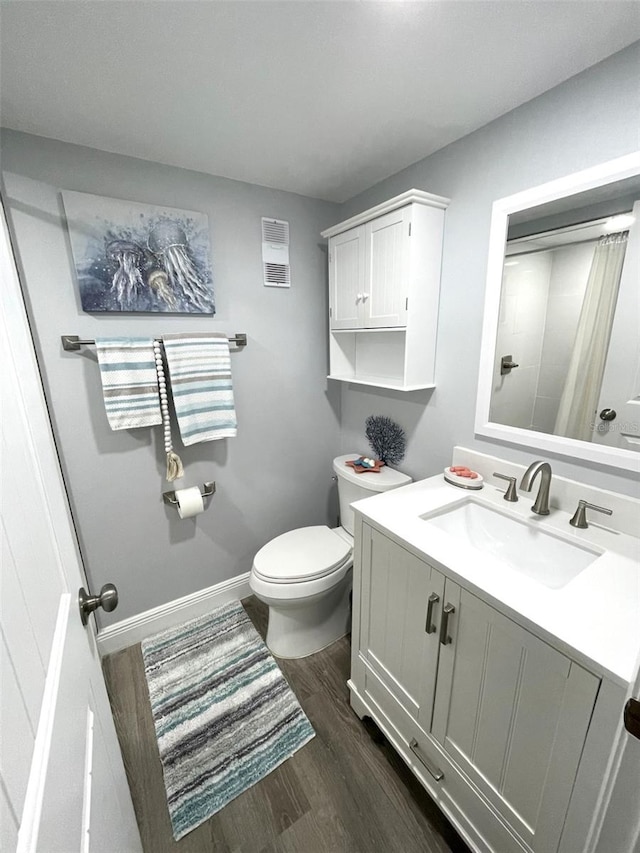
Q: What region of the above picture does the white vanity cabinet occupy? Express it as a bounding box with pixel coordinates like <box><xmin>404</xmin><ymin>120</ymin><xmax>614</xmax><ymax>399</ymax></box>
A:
<box><xmin>350</xmin><ymin>520</ymin><xmax>601</xmax><ymax>853</ymax></box>
<box><xmin>321</xmin><ymin>189</ymin><xmax>449</xmax><ymax>391</ymax></box>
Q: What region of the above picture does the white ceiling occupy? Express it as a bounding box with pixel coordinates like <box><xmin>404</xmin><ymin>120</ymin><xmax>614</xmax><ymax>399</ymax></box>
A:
<box><xmin>1</xmin><ymin>1</ymin><xmax>639</xmax><ymax>202</ymax></box>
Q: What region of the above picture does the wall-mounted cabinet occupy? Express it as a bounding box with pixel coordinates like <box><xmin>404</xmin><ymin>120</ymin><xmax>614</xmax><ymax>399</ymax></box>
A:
<box><xmin>321</xmin><ymin>189</ymin><xmax>449</xmax><ymax>391</ymax></box>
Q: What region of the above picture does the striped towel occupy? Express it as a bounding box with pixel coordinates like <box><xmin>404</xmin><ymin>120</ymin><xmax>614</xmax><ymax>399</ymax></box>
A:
<box><xmin>95</xmin><ymin>338</ymin><xmax>162</xmax><ymax>430</ymax></box>
<box><xmin>163</xmin><ymin>332</ymin><xmax>237</xmax><ymax>445</ymax></box>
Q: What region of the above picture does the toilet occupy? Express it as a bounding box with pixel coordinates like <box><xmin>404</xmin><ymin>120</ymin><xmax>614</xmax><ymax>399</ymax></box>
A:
<box><xmin>249</xmin><ymin>454</ymin><xmax>411</xmax><ymax>658</ymax></box>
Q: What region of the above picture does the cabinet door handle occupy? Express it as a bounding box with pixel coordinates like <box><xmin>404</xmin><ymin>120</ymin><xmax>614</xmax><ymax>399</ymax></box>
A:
<box><xmin>439</xmin><ymin>603</ymin><xmax>455</xmax><ymax>646</ymax></box>
<box><xmin>409</xmin><ymin>738</ymin><xmax>444</xmax><ymax>781</ymax></box>
<box><xmin>425</xmin><ymin>592</ymin><xmax>439</xmax><ymax>634</ymax></box>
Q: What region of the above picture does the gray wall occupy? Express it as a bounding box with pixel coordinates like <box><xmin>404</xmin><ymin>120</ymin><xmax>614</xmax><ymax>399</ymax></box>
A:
<box><xmin>336</xmin><ymin>43</ymin><xmax>640</xmax><ymax>497</ymax></box>
<box><xmin>2</xmin><ymin>131</ymin><xmax>341</xmax><ymax>624</ymax></box>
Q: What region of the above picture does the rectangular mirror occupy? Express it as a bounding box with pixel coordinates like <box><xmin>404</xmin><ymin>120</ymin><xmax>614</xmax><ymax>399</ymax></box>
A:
<box><xmin>476</xmin><ymin>153</ymin><xmax>640</xmax><ymax>470</ymax></box>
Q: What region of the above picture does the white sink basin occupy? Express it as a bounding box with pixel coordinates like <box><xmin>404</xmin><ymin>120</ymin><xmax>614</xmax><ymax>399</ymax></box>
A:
<box><xmin>421</xmin><ymin>500</ymin><xmax>601</xmax><ymax>589</ymax></box>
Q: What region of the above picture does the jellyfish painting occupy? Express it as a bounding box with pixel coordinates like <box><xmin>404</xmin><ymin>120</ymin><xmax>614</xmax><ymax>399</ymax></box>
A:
<box><xmin>106</xmin><ymin>240</ymin><xmax>146</xmax><ymax>310</ymax></box>
<box><xmin>148</xmin><ymin>220</ymin><xmax>214</xmax><ymax>312</ymax></box>
<box><xmin>62</xmin><ymin>190</ymin><xmax>214</xmax><ymax>314</ymax></box>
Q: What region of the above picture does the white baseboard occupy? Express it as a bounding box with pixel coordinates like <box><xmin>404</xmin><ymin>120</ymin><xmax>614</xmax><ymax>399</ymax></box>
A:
<box><xmin>97</xmin><ymin>572</ymin><xmax>252</xmax><ymax>657</ymax></box>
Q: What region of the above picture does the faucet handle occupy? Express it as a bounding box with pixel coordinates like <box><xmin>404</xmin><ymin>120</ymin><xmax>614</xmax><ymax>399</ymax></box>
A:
<box><xmin>569</xmin><ymin>500</ymin><xmax>613</xmax><ymax>529</ymax></box>
<box><xmin>493</xmin><ymin>472</ymin><xmax>518</xmax><ymax>502</ymax></box>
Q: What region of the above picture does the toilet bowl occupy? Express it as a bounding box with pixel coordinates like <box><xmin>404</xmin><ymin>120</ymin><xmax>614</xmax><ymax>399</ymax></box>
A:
<box><xmin>249</xmin><ymin>454</ymin><xmax>411</xmax><ymax>658</ymax></box>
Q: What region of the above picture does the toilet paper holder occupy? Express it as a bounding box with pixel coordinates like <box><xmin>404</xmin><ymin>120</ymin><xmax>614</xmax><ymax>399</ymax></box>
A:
<box><xmin>163</xmin><ymin>481</ymin><xmax>216</xmax><ymax>507</ymax></box>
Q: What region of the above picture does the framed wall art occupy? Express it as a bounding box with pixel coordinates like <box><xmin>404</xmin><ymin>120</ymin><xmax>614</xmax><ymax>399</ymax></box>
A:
<box><xmin>62</xmin><ymin>190</ymin><xmax>214</xmax><ymax>314</ymax></box>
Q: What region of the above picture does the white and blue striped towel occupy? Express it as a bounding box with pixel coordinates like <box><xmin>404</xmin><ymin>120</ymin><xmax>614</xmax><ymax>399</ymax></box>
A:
<box><xmin>95</xmin><ymin>338</ymin><xmax>162</xmax><ymax>430</ymax></box>
<box><xmin>163</xmin><ymin>333</ymin><xmax>237</xmax><ymax>445</ymax></box>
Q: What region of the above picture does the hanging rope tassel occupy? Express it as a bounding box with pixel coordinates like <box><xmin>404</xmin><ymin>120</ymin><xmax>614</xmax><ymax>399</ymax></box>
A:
<box><xmin>166</xmin><ymin>450</ymin><xmax>184</xmax><ymax>482</ymax></box>
<box><xmin>153</xmin><ymin>340</ymin><xmax>184</xmax><ymax>482</ymax></box>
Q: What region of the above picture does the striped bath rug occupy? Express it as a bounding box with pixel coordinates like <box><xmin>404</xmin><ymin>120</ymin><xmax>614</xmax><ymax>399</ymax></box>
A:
<box><xmin>141</xmin><ymin>600</ymin><xmax>315</xmax><ymax>840</ymax></box>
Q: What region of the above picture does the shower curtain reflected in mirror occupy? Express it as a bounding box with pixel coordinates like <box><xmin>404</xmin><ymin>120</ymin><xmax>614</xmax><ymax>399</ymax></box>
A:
<box><xmin>554</xmin><ymin>231</ymin><xmax>629</xmax><ymax>441</ymax></box>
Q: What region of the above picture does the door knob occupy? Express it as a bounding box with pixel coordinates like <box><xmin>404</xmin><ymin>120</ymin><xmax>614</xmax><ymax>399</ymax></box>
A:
<box><xmin>78</xmin><ymin>583</ymin><xmax>118</xmax><ymax>626</ymax></box>
<box><xmin>624</xmin><ymin>697</ymin><xmax>640</xmax><ymax>739</ymax></box>
<box><xmin>599</xmin><ymin>408</ymin><xmax>617</xmax><ymax>421</ymax></box>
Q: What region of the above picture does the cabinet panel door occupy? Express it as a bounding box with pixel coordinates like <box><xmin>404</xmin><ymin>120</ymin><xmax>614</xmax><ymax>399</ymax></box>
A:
<box><xmin>329</xmin><ymin>225</ymin><xmax>364</xmax><ymax>329</ymax></box>
<box><xmin>364</xmin><ymin>207</ymin><xmax>410</xmax><ymax>328</ymax></box>
<box><xmin>360</xmin><ymin>526</ymin><xmax>444</xmax><ymax>722</ymax></box>
<box><xmin>432</xmin><ymin>588</ymin><xmax>599</xmax><ymax>852</ymax></box>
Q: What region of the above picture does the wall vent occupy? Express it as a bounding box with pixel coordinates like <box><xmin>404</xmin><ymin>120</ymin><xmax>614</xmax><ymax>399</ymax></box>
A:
<box><xmin>262</xmin><ymin>218</ymin><xmax>290</xmax><ymax>288</ymax></box>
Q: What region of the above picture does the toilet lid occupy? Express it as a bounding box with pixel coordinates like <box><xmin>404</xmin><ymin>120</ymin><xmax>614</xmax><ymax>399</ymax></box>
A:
<box><xmin>253</xmin><ymin>526</ymin><xmax>352</xmax><ymax>583</ymax></box>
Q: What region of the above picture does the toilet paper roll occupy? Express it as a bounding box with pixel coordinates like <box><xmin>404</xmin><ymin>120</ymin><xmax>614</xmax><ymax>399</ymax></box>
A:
<box><xmin>175</xmin><ymin>486</ymin><xmax>204</xmax><ymax>519</ymax></box>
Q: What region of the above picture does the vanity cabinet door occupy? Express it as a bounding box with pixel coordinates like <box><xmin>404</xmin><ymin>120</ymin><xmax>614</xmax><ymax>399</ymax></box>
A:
<box><xmin>328</xmin><ymin>224</ymin><xmax>365</xmax><ymax>329</ymax></box>
<box><xmin>432</xmin><ymin>588</ymin><xmax>600</xmax><ymax>853</ymax></box>
<box><xmin>359</xmin><ymin>525</ymin><xmax>444</xmax><ymax>725</ymax></box>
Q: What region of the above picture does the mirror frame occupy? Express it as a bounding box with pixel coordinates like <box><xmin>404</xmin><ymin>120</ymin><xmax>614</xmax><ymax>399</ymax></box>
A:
<box><xmin>475</xmin><ymin>151</ymin><xmax>640</xmax><ymax>471</ymax></box>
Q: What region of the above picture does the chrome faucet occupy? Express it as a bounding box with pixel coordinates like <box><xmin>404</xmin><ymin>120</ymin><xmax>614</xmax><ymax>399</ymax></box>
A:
<box><xmin>520</xmin><ymin>461</ymin><xmax>552</xmax><ymax>515</ymax></box>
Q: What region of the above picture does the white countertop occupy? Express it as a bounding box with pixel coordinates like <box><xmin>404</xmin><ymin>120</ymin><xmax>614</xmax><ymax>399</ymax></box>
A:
<box><xmin>352</xmin><ymin>474</ymin><xmax>640</xmax><ymax>687</ymax></box>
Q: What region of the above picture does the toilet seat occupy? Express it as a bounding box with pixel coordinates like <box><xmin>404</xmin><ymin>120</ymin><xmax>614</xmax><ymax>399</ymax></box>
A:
<box><xmin>252</xmin><ymin>525</ymin><xmax>351</xmax><ymax>584</ymax></box>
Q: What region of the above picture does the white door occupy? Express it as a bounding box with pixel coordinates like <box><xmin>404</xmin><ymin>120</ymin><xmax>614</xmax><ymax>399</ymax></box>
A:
<box><xmin>364</xmin><ymin>206</ymin><xmax>410</xmax><ymax>328</ymax></box>
<box><xmin>0</xmin><ymin>206</ymin><xmax>142</xmax><ymax>853</ymax></box>
<box><xmin>593</xmin><ymin>199</ymin><xmax>640</xmax><ymax>449</ymax></box>
<box><xmin>328</xmin><ymin>225</ymin><xmax>365</xmax><ymax>329</ymax></box>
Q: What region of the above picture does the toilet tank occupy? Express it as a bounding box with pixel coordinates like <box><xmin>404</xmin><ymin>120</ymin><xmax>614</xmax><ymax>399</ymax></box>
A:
<box><xmin>333</xmin><ymin>454</ymin><xmax>412</xmax><ymax>536</ymax></box>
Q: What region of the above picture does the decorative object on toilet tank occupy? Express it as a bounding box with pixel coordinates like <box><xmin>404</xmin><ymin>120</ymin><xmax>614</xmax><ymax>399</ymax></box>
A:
<box><xmin>61</xmin><ymin>190</ymin><xmax>214</xmax><ymax>313</ymax></box>
<box><xmin>345</xmin><ymin>457</ymin><xmax>385</xmax><ymax>474</ymax></box>
<box><xmin>365</xmin><ymin>415</ymin><xmax>406</xmax><ymax>465</ymax></box>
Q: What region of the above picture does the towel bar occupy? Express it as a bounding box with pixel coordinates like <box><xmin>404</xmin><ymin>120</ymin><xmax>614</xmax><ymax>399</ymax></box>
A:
<box><xmin>163</xmin><ymin>481</ymin><xmax>216</xmax><ymax>506</ymax></box>
<box><xmin>61</xmin><ymin>333</ymin><xmax>247</xmax><ymax>351</ymax></box>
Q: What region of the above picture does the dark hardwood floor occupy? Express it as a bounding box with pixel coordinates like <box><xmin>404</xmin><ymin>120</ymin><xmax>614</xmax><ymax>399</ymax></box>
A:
<box><xmin>102</xmin><ymin>597</ymin><xmax>471</xmax><ymax>853</ymax></box>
